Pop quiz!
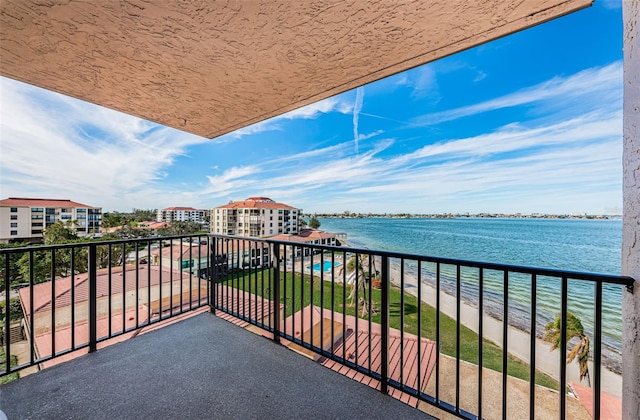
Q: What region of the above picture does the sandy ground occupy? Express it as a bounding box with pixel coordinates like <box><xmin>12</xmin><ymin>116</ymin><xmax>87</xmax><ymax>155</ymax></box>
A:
<box><xmin>418</xmin><ymin>355</ymin><xmax>590</xmax><ymax>420</ymax></box>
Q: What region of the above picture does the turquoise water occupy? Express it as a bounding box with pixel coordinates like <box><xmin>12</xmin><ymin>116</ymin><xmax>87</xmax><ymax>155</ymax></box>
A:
<box><xmin>319</xmin><ymin>217</ymin><xmax>624</xmax><ymax>368</ymax></box>
<box><xmin>308</xmin><ymin>261</ymin><xmax>342</xmax><ymax>272</ymax></box>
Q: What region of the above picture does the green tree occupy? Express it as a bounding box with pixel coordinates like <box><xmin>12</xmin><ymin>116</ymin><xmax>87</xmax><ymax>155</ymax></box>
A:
<box><xmin>101</xmin><ymin>211</ymin><xmax>125</xmax><ymax>228</ymax></box>
<box><xmin>131</xmin><ymin>208</ymin><xmax>156</xmax><ymax>222</ymax></box>
<box><xmin>543</xmin><ymin>311</ymin><xmax>591</xmax><ymax>386</ymax></box>
<box><xmin>158</xmin><ymin>221</ymin><xmax>202</xmax><ymax>236</ymax></box>
<box><xmin>0</xmin><ymin>242</ymin><xmax>29</xmax><ymax>290</ymax></box>
<box><xmin>309</xmin><ymin>215</ymin><xmax>321</xmax><ymax>229</ymax></box>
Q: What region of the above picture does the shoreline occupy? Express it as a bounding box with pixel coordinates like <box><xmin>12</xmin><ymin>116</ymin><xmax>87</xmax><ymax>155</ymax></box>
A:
<box><xmin>386</xmin><ymin>262</ymin><xmax>622</xmax><ymax>396</ymax></box>
<box><xmin>329</xmin><ymin>241</ymin><xmax>621</xmax><ymax>395</ymax></box>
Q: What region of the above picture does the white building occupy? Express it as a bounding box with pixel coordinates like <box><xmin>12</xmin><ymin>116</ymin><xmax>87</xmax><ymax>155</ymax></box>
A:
<box><xmin>0</xmin><ymin>197</ymin><xmax>102</xmax><ymax>243</ymax></box>
<box><xmin>156</xmin><ymin>207</ymin><xmax>209</xmax><ymax>223</ymax></box>
<box><xmin>211</xmin><ymin>197</ymin><xmax>301</xmax><ymax>237</ymax></box>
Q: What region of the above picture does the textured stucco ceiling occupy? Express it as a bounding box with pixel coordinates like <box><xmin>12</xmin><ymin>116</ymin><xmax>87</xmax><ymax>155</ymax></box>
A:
<box><xmin>0</xmin><ymin>0</ymin><xmax>592</xmax><ymax>139</ymax></box>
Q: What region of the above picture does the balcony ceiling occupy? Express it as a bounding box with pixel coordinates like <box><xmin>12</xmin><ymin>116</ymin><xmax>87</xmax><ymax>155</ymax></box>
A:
<box><xmin>0</xmin><ymin>0</ymin><xmax>591</xmax><ymax>139</ymax></box>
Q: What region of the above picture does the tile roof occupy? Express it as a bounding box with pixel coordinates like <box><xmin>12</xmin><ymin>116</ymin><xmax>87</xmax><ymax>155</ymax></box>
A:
<box><xmin>18</xmin><ymin>265</ymin><xmax>193</xmax><ymax>315</ymax></box>
<box><xmin>0</xmin><ymin>197</ymin><xmax>96</xmax><ymax>208</ymax></box>
<box><xmin>270</xmin><ymin>229</ymin><xmax>336</xmax><ymax>243</ymax></box>
<box><xmin>216</xmin><ymin>197</ymin><xmax>298</xmax><ymax>210</ymax></box>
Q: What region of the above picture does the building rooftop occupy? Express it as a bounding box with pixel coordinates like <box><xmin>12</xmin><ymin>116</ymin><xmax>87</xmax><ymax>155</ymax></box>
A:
<box><xmin>270</xmin><ymin>228</ymin><xmax>336</xmax><ymax>243</ymax></box>
<box><xmin>217</xmin><ymin>197</ymin><xmax>298</xmax><ymax>210</ymax></box>
<box><xmin>0</xmin><ymin>197</ymin><xmax>94</xmax><ymax>208</ymax></box>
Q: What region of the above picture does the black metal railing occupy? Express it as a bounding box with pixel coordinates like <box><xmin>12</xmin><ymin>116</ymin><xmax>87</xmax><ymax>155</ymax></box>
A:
<box><xmin>209</xmin><ymin>234</ymin><xmax>634</xmax><ymax>420</ymax></box>
<box><xmin>1</xmin><ymin>234</ymin><xmax>634</xmax><ymax>419</ymax></box>
<box><xmin>1</xmin><ymin>235</ymin><xmax>210</xmax><ymax>377</ymax></box>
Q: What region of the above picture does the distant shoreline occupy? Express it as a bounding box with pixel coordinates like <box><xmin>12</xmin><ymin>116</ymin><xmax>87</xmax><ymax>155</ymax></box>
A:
<box><xmin>315</xmin><ymin>213</ymin><xmax>620</xmax><ymax>220</ymax></box>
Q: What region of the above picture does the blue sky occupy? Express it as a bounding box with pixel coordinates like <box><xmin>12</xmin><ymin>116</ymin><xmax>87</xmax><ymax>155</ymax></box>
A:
<box><xmin>0</xmin><ymin>1</ymin><xmax>624</xmax><ymax>214</ymax></box>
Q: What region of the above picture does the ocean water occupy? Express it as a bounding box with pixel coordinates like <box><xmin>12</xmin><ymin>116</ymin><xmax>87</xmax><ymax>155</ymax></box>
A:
<box><xmin>318</xmin><ymin>217</ymin><xmax>624</xmax><ymax>368</ymax></box>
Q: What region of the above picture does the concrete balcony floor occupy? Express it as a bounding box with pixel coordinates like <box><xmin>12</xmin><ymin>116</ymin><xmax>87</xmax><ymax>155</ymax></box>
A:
<box><xmin>0</xmin><ymin>312</ymin><xmax>432</xmax><ymax>419</ymax></box>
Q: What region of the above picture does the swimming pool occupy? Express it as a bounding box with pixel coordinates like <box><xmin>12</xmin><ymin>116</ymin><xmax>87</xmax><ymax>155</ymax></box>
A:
<box><xmin>308</xmin><ymin>261</ymin><xmax>342</xmax><ymax>272</ymax></box>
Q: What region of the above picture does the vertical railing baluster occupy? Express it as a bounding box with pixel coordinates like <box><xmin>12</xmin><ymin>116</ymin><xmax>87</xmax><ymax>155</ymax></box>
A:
<box><xmin>593</xmin><ymin>281</ymin><xmax>602</xmax><ymax>420</ymax></box>
<box><xmin>456</xmin><ymin>264</ymin><xmax>461</xmax><ymax>414</ymax></box>
<box><xmin>135</xmin><ymin>243</ymin><xmax>139</xmax><ymax>327</ymax></box>
<box><xmin>502</xmin><ymin>271</ymin><xmax>509</xmax><ymax>420</ymax></box>
<box><xmin>331</xmin><ymin>251</ymin><xmax>336</xmax><ymax>356</ymax></box>
<box><xmin>159</xmin><ymin>240</ymin><xmax>163</xmax><ymax>319</ymax></box>
<box><xmin>530</xmin><ymin>273</ymin><xmax>537</xmax><ymax>420</ymax></box>
<box><xmin>108</xmin><ymin>244</ymin><xmax>112</xmax><ymax>336</ymax></box>
<box><xmin>417</xmin><ymin>260</ymin><xmax>423</xmax><ymax>399</ymax></box>
<box><xmin>148</xmin><ymin>240</ymin><xmax>152</xmax><ymax>321</ymax></box>
<box><xmin>121</xmin><ymin>243</ymin><xmax>126</xmax><ymax>330</ymax></box>
<box><xmin>367</xmin><ymin>253</ymin><xmax>372</xmax><ymax>374</ymax></box>
<box><xmin>29</xmin><ymin>251</ymin><xmax>35</xmax><ymax>365</ymax></box>
<box><xmin>71</xmin><ymin>247</ymin><xmax>75</xmax><ymax>349</ymax></box>
<box><xmin>209</xmin><ymin>237</ymin><xmax>216</xmax><ymax>314</ymax></box>
<box><xmin>51</xmin><ymin>248</ymin><xmax>56</xmax><ymax>357</ymax></box>
<box><xmin>560</xmin><ymin>276</ymin><xmax>568</xmax><ymax>420</ymax></box>
<box><xmin>273</xmin><ymin>243</ymin><xmax>281</xmax><ymax>344</ymax></box>
<box><xmin>380</xmin><ymin>255</ymin><xmax>390</xmax><ymax>395</ymax></box>
<box><xmin>436</xmin><ymin>262</ymin><xmax>441</xmax><ymax>403</ymax></box>
<box><xmin>4</xmin><ymin>254</ymin><xmax>11</xmax><ymax>373</ymax></box>
<box><xmin>170</xmin><ymin>239</ymin><xmax>174</xmax><ymax>317</ymax></box>
<box><xmin>478</xmin><ymin>267</ymin><xmax>484</xmax><ymax>420</ymax></box>
<box><xmin>400</xmin><ymin>258</ymin><xmax>405</xmax><ymax>389</ymax></box>
<box><xmin>354</xmin><ymin>252</ymin><xmax>359</xmax><ymax>367</ymax></box>
<box><xmin>342</xmin><ymin>251</ymin><xmax>347</xmax><ymax>363</ymax></box>
<box><xmin>320</xmin><ymin>247</ymin><xmax>325</xmax><ymax>353</ymax></box>
<box><xmin>89</xmin><ymin>244</ymin><xmax>97</xmax><ymax>352</ymax></box>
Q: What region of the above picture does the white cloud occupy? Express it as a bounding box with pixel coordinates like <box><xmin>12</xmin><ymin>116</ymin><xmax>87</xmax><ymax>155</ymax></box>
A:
<box><xmin>352</xmin><ymin>87</ymin><xmax>365</xmax><ymax>154</ymax></box>
<box><xmin>0</xmin><ymin>77</ymin><xmax>209</xmax><ymax>210</ymax></box>
<box><xmin>414</xmin><ymin>61</ymin><xmax>622</xmax><ymax>126</ymax></box>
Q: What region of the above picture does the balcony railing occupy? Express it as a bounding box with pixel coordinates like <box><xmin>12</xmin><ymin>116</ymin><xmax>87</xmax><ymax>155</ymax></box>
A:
<box><xmin>1</xmin><ymin>234</ymin><xmax>634</xmax><ymax>419</ymax></box>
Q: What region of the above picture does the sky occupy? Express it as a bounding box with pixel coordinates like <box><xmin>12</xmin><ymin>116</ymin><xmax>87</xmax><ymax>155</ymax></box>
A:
<box><xmin>0</xmin><ymin>1</ymin><xmax>625</xmax><ymax>215</ymax></box>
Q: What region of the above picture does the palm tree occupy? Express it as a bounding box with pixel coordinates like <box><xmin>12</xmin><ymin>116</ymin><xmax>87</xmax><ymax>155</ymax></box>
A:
<box><xmin>543</xmin><ymin>311</ymin><xmax>591</xmax><ymax>387</ymax></box>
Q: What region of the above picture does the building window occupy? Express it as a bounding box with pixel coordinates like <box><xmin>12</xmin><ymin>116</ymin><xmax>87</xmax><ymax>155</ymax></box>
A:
<box><xmin>31</xmin><ymin>222</ymin><xmax>43</xmax><ymax>227</ymax></box>
<box><xmin>10</xmin><ymin>222</ymin><xmax>17</xmax><ymax>227</ymax></box>
<box><xmin>10</xmin><ymin>207</ymin><xmax>18</xmax><ymax>212</ymax></box>
<box><xmin>31</xmin><ymin>229</ymin><xmax>42</xmax><ymax>234</ymax></box>
<box><xmin>10</xmin><ymin>230</ymin><xmax>17</xmax><ymax>235</ymax></box>
<box><xmin>77</xmin><ymin>208</ymin><xmax>86</xmax><ymax>213</ymax></box>
<box><xmin>31</xmin><ymin>215</ymin><xmax>43</xmax><ymax>220</ymax></box>
<box><xmin>10</xmin><ymin>215</ymin><xmax>17</xmax><ymax>220</ymax></box>
<box><xmin>31</xmin><ymin>207</ymin><xmax>43</xmax><ymax>212</ymax></box>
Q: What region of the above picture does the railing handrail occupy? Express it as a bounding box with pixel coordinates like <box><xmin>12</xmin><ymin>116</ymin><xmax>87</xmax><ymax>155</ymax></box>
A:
<box><xmin>209</xmin><ymin>233</ymin><xmax>635</xmax><ymax>288</ymax></box>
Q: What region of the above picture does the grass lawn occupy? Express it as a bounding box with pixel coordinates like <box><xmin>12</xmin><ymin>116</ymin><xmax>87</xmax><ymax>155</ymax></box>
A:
<box><xmin>0</xmin><ymin>347</ymin><xmax>19</xmax><ymax>385</ymax></box>
<box><xmin>219</xmin><ymin>267</ymin><xmax>558</xmax><ymax>390</ymax></box>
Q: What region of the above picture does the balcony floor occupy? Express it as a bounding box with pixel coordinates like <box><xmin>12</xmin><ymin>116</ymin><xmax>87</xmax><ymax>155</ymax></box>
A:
<box><xmin>0</xmin><ymin>312</ymin><xmax>433</xmax><ymax>419</ymax></box>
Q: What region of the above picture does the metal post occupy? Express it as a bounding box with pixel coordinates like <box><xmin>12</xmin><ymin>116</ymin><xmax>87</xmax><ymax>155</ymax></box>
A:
<box><xmin>380</xmin><ymin>255</ymin><xmax>390</xmax><ymax>394</ymax></box>
<box><xmin>88</xmin><ymin>244</ymin><xmax>97</xmax><ymax>353</ymax></box>
<box><xmin>209</xmin><ymin>237</ymin><xmax>216</xmax><ymax>314</ymax></box>
<box><xmin>273</xmin><ymin>243</ymin><xmax>281</xmax><ymax>344</ymax></box>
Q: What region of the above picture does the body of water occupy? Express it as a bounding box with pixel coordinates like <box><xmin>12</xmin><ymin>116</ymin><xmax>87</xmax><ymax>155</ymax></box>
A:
<box><xmin>318</xmin><ymin>217</ymin><xmax>623</xmax><ymax>369</ymax></box>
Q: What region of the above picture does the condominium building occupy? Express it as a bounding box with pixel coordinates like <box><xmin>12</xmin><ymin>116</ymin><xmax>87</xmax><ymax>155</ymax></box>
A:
<box><xmin>156</xmin><ymin>207</ymin><xmax>209</xmax><ymax>223</ymax></box>
<box><xmin>211</xmin><ymin>197</ymin><xmax>301</xmax><ymax>237</ymax></box>
<box><xmin>0</xmin><ymin>197</ymin><xmax>102</xmax><ymax>243</ymax></box>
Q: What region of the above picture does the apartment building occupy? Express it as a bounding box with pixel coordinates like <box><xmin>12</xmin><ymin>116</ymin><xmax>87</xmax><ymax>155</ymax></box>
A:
<box><xmin>0</xmin><ymin>197</ymin><xmax>102</xmax><ymax>243</ymax></box>
<box><xmin>156</xmin><ymin>207</ymin><xmax>209</xmax><ymax>223</ymax></box>
<box><xmin>211</xmin><ymin>197</ymin><xmax>301</xmax><ymax>237</ymax></box>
